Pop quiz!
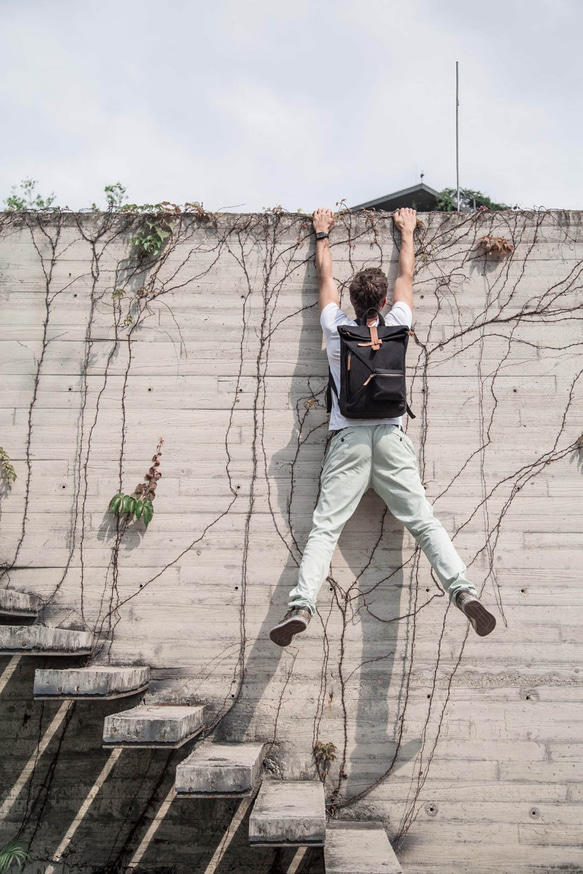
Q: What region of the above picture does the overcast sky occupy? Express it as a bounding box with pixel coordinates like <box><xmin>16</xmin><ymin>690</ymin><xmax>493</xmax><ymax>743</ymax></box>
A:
<box><xmin>1</xmin><ymin>0</ymin><xmax>581</xmax><ymax>212</ymax></box>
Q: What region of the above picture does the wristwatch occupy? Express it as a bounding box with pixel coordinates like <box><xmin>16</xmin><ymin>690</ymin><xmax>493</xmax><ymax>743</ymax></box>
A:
<box><xmin>315</xmin><ymin>232</ymin><xmax>329</xmax><ymax>240</ymax></box>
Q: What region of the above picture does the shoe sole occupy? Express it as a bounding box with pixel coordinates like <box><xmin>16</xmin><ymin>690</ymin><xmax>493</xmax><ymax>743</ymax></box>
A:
<box><xmin>269</xmin><ymin>619</ymin><xmax>308</xmax><ymax>647</ymax></box>
<box><xmin>463</xmin><ymin>600</ymin><xmax>496</xmax><ymax>637</ymax></box>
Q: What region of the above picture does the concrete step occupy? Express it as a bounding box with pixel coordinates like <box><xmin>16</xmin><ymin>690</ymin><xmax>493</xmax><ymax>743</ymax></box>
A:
<box><xmin>0</xmin><ymin>589</ymin><xmax>40</xmax><ymax>622</ymax></box>
<box><xmin>103</xmin><ymin>703</ymin><xmax>205</xmax><ymax>748</ymax></box>
<box><xmin>249</xmin><ymin>781</ymin><xmax>326</xmax><ymax>847</ymax></box>
<box><xmin>175</xmin><ymin>742</ymin><xmax>265</xmax><ymax>798</ymax></box>
<box><xmin>325</xmin><ymin>823</ymin><xmax>403</xmax><ymax>874</ymax></box>
<box><xmin>0</xmin><ymin>625</ymin><xmax>93</xmax><ymax>656</ymax></box>
<box><xmin>34</xmin><ymin>666</ymin><xmax>150</xmax><ymax>700</ymax></box>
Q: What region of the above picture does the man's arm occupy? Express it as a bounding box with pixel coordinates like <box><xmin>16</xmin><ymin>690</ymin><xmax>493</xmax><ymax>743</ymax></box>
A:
<box><xmin>392</xmin><ymin>207</ymin><xmax>417</xmax><ymax>313</ymax></box>
<box><xmin>313</xmin><ymin>208</ymin><xmax>339</xmax><ymax>313</ymax></box>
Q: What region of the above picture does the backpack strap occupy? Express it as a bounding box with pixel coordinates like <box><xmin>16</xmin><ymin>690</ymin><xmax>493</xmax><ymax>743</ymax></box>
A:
<box><xmin>327</xmin><ymin>367</ymin><xmax>339</xmax><ymax>413</ymax></box>
<box><xmin>356</xmin><ymin>307</ymin><xmax>386</xmax><ymax>327</ymax></box>
<box><xmin>355</xmin><ymin>308</ymin><xmax>385</xmax><ymax>351</ymax></box>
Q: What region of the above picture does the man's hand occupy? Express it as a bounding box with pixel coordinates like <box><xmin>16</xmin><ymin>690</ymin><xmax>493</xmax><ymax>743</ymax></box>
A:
<box><xmin>391</xmin><ymin>208</ymin><xmax>416</xmax><ymax>312</ymax></box>
<box><xmin>313</xmin><ymin>208</ymin><xmax>335</xmax><ymax>235</ymax></box>
<box><xmin>392</xmin><ymin>207</ymin><xmax>417</xmax><ymax>235</ymax></box>
<box><xmin>312</xmin><ymin>209</ymin><xmax>339</xmax><ymax>312</ymax></box>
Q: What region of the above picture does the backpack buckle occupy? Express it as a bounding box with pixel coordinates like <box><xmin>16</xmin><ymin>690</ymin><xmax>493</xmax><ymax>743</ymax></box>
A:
<box><xmin>357</xmin><ymin>323</ymin><xmax>382</xmax><ymax>351</ymax></box>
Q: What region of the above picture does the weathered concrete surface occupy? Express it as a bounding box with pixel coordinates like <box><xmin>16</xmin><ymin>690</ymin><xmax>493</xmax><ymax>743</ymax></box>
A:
<box><xmin>249</xmin><ymin>781</ymin><xmax>326</xmax><ymax>846</ymax></box>
<box><xmin>0</xmin><ymin>625</ymin><xmax>93</xmax><ymax>655</ymax></box>
<box><xmin>1</xmin><ymin>210</ymin><xmax>582</xmax><ymax>872</ymax></box>
<box><xmin>325</xmin><ymin>823</ymin><xmax>402</xmax><ymax>873</ymax></box>
<box><xmin>33</xmin><ymin>665</ymin><xmax>149</xmax><ymax>698</ymax></box>
<box><xmin>103</xmin><ymin>703</ymin><xmax>205</xmax><ymax>746</ymax></box>
<box><xmin>175</xmin><ymin>742</ymin><xmax>265</xmax><ymax>796</ymax></box>
<box><xmin>0</xmin><ymin>588</ymin><xmax>39</xmax><ymax>619</ymax></box>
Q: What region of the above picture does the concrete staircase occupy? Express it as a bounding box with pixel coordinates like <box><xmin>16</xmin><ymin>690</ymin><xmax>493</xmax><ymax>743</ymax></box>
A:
<box><xmin>1</xmin><ymin>587</ymin><xmax>405</xmax><ymax>871</ymax></box>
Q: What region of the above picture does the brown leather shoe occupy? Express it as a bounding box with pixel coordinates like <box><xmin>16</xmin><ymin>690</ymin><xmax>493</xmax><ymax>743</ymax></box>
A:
<box><xmin>269</xmin><ymin>608</ymin><xmax>311</xmax><ymax>647</ymax></box>
<box><xmin>455</xmin><ymin>592</ymin><xmax>496</xmax><ymax>637</ymax></box>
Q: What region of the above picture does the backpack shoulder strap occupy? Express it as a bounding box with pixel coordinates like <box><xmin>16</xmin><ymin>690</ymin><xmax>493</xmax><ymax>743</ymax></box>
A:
<box><xmin>357</xmin><ymin>307</ymin><xmax>386</xmax><ymax>326</ymax></box>
<box><xmin>327</xmin><ymin>367</ymin><xmax>339</xmax><ymax>413</ymax></box>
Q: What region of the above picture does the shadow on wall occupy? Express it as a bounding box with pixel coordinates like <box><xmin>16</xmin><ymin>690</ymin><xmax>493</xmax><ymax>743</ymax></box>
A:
<box><xmin>214</xmin><ymin>255</ymin><xmax>321</xmax><ymax>749</ymax></box>
<box><xmin>216</xmin><ymin>244</ymin><xmax>421</xmax><ymax>805</ymax></box>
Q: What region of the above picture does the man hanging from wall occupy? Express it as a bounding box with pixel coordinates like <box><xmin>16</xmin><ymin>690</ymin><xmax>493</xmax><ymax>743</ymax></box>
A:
<box><xmin>269</xmin><ymin>207</ymin><xmax>496</xmax><ymax>647</ymax></box>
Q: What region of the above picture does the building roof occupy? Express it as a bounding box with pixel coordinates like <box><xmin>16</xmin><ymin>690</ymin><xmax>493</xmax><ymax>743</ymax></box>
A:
<box><xmin>351</xmin><ymin>182</ymin><xmax>440</xmax><ymax>212</ymax></box>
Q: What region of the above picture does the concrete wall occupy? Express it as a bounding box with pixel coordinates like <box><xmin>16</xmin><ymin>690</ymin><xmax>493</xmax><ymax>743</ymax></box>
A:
<box><xmin>0</xmin><ymin>208</ymin><xmax>582</xmax><ymax>873</ymax></box>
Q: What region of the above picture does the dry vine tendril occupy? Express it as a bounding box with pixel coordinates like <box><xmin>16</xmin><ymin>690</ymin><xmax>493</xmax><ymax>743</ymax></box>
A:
<box><xmin>108</xmin><ymin>438</ymin><xmax>164</xmax><ymax>528</ymax></box>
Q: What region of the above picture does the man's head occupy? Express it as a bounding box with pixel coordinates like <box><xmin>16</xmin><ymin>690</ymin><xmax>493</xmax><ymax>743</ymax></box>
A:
<box><xmin>349</xmin><ymin>268</ymin><xmax>388</xmax><ymax>319</ymax></box>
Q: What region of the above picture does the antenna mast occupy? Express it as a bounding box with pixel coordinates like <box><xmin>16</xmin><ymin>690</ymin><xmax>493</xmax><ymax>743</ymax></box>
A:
<box><xmin>456</xmin><ymin>61</ymin><xmax>460</xmax><ymax>212</ymax></box>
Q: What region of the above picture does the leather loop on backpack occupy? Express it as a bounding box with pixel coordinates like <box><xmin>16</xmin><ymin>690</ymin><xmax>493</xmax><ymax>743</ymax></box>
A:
<box><xmin>357</xmin><ymin>323</ymin><xmax>383</xmax><ymax>350</ymax></box>
<box><xmin>369</xmin><ymin>324</ymin><xmax>381</xmax><ymax>350</ymax></box>
<box><xmin>357</xmin><ymin>307</ymin><xmax>386</xmax><ymax>327</ymax></box>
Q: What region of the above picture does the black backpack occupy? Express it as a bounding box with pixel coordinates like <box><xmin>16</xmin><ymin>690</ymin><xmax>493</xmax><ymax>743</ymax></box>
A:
<box><xmin>327</xmin><ymin>308</ymin><xmax>415</xmax><ymax>420</ymax></box>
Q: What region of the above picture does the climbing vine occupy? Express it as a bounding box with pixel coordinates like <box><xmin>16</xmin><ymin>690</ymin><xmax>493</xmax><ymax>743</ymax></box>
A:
<box><xmin>0</xmin><ymin>206</ymin><xmax>581</xmax><ymax>871</ymax></box>
<box><xmin>108</xmin><ymin>438</ymin><xmax>164</xmax><ymax>528</ymax></box>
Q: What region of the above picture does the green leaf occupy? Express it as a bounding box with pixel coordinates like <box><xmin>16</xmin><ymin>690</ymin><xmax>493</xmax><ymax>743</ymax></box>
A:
<box><xmin>142</xmin><ymin>501</ymin><xmax>154</xmax><ymax>527</ymax></box>
<box><xmin>109</xmin><ymin>492</ymin><xmax>125</xmax><ymax>513</ymax></box>
<box><xmin>0</xmin><ymin>841</ymin><xmax>31</xmax><ymax>873</ymax></box>
<box><xmin>134</xmin><ymin>498</ymin><xmax>145</xmax><ymax>520</ymax></box>
<box><xmin>121</xmin><ymin>495</ymin><xmax>136</xmax><ymax>515</ymax></box>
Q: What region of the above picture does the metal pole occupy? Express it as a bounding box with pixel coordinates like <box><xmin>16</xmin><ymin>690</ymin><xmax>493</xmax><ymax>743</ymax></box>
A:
<box><xmin>456</xmin><ymin>61</ymin><xmax>460</xmax><ymax>212</ymax></box>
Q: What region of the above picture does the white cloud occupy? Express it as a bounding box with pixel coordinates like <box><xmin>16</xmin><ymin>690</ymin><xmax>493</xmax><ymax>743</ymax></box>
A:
<box><xmin>0</xmin><ymin>0</ymin><xmax>581</xmax><ymax>210</ymax></box>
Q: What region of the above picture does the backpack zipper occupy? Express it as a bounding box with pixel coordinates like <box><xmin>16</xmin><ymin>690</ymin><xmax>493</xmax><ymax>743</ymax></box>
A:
<box><xmin>363</xmin><ymin>371</ymin><xmax>402</xmax><ymax>386</ymax></box>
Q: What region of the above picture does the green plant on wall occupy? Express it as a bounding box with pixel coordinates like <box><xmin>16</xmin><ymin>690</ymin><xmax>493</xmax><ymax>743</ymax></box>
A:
<box><xmin>0</xmin><ymin>842</ymin><xmax>31</xmax><ymax>873</ymax></box>
<box><xmin>125</xmin><ymin>199</ymin><xmax>216</xmax><ymax>259</ymax></box>
<box><xmin>104</xmin><ymin>182</ymin><xmax>127</xmax><ymax>211</ymax></box>
<box><xmin>131</xmin><ymin>214</ymin><xmax>173</xmax><ymax>259</ymax></box>
<box><xmin>91</xmin><ymin>182</ymin><xmax>128</xmax><ymax>212</ymax></box>
<box><xmin>0</xmin><ymin>448</ymin><xmax>17</xmax><ymax>489</ymax></box>
<box><xmin>314</xmin><ymin>740</ymin><xmax>337</xmax><ymax>781</ymax></box>
<box><xmin>108</xmin><ymin>438</ymin><xmax>164</xmax><ymax>528</ymax></box>
<box><xmin>3</xmin><ymin>178</ymin><xmax>56</xmax><ymax>211</ymax></box>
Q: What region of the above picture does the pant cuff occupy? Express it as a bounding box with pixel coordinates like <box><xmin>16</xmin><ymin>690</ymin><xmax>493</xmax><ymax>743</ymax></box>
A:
<box><xmin>288</xmin><ymin>599</ymin><xmax>316</xmax><ymax>616</ymax></box>
<box><xmin>447</xmin><ymin>582</ymin><xmax>478</xmax><ymax>604</ymax></box>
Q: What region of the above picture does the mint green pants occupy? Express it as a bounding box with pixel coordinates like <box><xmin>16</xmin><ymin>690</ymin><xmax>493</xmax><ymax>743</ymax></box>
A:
<box><xmin>288</xmin><ymin>424</ymin><xmax>476</xmax><ymax>614</ymax></box>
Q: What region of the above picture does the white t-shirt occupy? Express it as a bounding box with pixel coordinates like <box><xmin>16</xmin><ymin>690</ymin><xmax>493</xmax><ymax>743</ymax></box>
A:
<box><xmin>321</xmin><ymin>300</ymin><xmax>413</xmax><ymax>431</ymax></box>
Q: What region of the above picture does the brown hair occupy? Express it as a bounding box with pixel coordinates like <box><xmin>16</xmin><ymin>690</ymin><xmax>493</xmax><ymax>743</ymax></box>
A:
<box><xmin>349</xmin><ymin>268</ymin><xmax>388</xmax><ymax>318</ymax></box>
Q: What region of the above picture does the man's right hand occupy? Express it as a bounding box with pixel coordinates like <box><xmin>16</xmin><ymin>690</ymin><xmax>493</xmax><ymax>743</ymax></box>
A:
<box><xmin>393</xmin><ymin>207</ymin><xmax>417</xmax><ymax>235</ymax></box>
<box><xmin>313</xmin><ymin>208</ymin><xmax>335</xmax><ymax>235</ymax></box>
